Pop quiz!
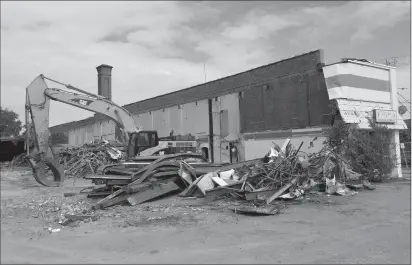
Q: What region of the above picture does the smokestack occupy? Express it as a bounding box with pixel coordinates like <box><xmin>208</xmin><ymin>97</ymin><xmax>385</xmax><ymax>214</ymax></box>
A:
<box><xmin>96</xmin><ymin>64</ymin><xmax>113</xmax><ymax>101</ymax></box>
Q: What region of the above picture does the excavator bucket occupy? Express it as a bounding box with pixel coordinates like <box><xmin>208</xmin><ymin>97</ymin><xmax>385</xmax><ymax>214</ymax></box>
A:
<box><xmin>28</xmin><ymin>157</ymin><xmax>65</xmax><ymax>187</ymax></box>
<box><xmin>26</xmin><ymin>75</ymin><xmax>65</xmax><ymax>187</ymax></box>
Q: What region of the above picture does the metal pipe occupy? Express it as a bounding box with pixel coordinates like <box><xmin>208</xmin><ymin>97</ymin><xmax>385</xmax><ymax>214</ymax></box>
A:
<box><xmin>25</xmin><ymin>92</ymin><xmax>30</xmax><ymax>156</ymax></box>
<box><xmin>208</xmin><ymin>98</ymin><xmax>214</xmax><ymax>163</ymax></box>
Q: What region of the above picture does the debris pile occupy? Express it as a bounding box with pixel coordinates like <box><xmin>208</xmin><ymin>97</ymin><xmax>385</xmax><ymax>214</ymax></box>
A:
<box><xmin>5</xmin><ymin>140</ymin><xmax>124</xmax><ymax>176</ymax></box>
<box><xmin>59</xmin><ymin>140</ymin><xmax>123</xmax><ymax>177</ymax></box>
<box><xmin>6</xmin><ymin>137</ymin><xmax>374</xmax><ymax>217</ymax></box>
<box><xmin>74</xmin><ymin>139</ymin><xmax>372</xmax><ymax>215</ymax></box>
<box><xmin>8</xmin><ymin>153</ymin><xmax>30</xmax><ymax>167</ymax></box>
<box><xmin>76</xmin><ymin>153</ymin><xmax>212</xmax><ymax>210</ymax></box>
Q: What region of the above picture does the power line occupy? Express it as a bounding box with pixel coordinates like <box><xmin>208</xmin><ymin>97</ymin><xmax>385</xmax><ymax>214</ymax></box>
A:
<box><xmin>398</xmin><ymin>92</ymin><xmax>411</xmax><ymax>105</ymax></box>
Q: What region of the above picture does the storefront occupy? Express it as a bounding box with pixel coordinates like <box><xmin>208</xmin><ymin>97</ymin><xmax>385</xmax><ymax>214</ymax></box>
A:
<box><xmin>322</xmin><ymin>59</ymin><xmax>407</xmax><ymax>178</ymax></box>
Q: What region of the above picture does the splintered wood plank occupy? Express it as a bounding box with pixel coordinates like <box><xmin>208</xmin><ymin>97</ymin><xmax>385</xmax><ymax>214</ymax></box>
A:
<box><xmin>178</xmin><ymin>174</ymin><xmax>204</xmax><ymax>197</ymax></box>
<box><xmin>107</xmin><ymin>179</ymin><xmax>131</xmax><ymax>186</ymax></box>
<box><xmin>130</xmin><ymin>161</ymin><xmax>180</xmax><ymax>184</ymax></box>
<box><xmin>211</xmin><ymin>176</ymin><xmax>228</xmax><ymax>187</ymax></box>
<box><xmin>127</xmin><ymin>180</ymin><xmax>181</xmax><ymax>206</ymax></box>
<box><xmin>181</xmin><ymin>162</ymin><xmax>197</xmax><ymax>180</ymax></box>
<box><xmin>266</xmin><ymin>177</ymin><xmax>299</xmax><ymax>204</ymax></box>
<box><xmin>203</xmin><ymin>183</ymin><xmax>243</xmax><ymax>202</ymax></box>
<box><xmin>152</xmin><ymin>171</ymin><xmax>179</xmax><ymax>178</ymax></box>
<box><xmin>125</xmin><ymin>182</ymin><xmax>152</xmax><ymax>194</ymax></box>
<box><xmin>99</xmin><ymin>193</ymin><xmax>131</xmax><ymax>209</ymax></box>
<box><xmin>84</xmin><ymin>174</ymin><xmax>132</xmax><ymax>180</ymax></box>
<box><xmin>104</xmin><ymin>168</ymin><xmax>136</xmax><ymax>176</ymax></box>
<box><xmin>193</xmin><ymin>159</ymin><xmax>261</xmax><ymax>174</ymax></box>
<box><xmin>244</xmin><ymin>189</ymin><xmax>277</xmax><ymax>201</ymax></box>
<box><xmin>92</xmin><ymin>188</ymin><xmax>125</xmax><ymax>210</ymax></box>
<box><xmin>157</xmin><ymin>167</ymin><xmax>180</xmax><ymax>172</ymax></box>
<box><xmin>196</xmin><ymin>173</ymin><xmax>216</xmax><ymax>195</ymax></box>
<box><xmin>87</xmin><ymin>191</ymin><xmax>112</xmax><ymax>198</ymax></box>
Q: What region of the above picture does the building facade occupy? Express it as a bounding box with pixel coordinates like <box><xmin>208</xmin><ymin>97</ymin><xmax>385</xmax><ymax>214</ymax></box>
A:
<box><xmin>50</xmin><ymin>49</ymin><xmax>407</xmax><ymax>177</ymax></box>
<box><xmin>51</xmin><ymin>50</ymin><xmax>330</xmax><ymax>162</ymax></box>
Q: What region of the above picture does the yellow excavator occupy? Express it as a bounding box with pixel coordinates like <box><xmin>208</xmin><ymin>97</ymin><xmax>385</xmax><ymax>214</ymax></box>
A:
<box><xmin>25</xmin><ymin>74</ymin><xmax>197</xmax><ymax>187</ymax></box>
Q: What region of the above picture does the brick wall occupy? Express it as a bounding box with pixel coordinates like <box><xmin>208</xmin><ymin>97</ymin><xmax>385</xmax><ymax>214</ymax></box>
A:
<box><xmin>124</xmin><ymin>50</ymin><xmax>324</xmax><ymax>115</ymax></box>
<box><xmin>239</xmin><ymin>51</ymin><xmax>330</xmax><ymax>133</ymax></box>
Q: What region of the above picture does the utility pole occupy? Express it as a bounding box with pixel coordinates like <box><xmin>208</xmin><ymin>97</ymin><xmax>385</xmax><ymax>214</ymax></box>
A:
<box><xmin>203</xmin><ymin>63</ymin><xmax>207</xmax><ymax>83</ymax></box>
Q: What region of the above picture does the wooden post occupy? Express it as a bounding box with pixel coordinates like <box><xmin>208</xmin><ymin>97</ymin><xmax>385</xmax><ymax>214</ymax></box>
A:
<box><xmin>401</xmin><ymin>143</ymin><xmax>409</xmax><ymax>169</ymax></box>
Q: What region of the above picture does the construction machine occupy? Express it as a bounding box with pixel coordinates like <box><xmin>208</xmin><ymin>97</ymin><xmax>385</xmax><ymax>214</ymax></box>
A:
<box><xmin>25</xmin><ymin>75</ymin><xmax>198</xmax><ymax>187</ymax></box>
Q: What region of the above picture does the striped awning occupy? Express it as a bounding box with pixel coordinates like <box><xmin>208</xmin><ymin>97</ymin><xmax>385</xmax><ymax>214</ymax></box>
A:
<box><xmin>335</xmin><ymin>99</ymin><xmax>407</xmax><ymax>130</ymax></box>
<box><xmin>322</xmin><ymin>60</ymin><xmax>392</xmax><ymax>103</ymax></box>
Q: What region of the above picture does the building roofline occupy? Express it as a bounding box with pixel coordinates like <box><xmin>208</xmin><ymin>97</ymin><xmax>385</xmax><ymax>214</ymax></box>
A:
<box><xmin>323</xmin><ymin>58</ymin><xmax>395</xmax><ymax>70</ymax></box>
<box><xmin>123</xmin><ymin>49</ymin><xmax>323</xmax><ymax>109</ymax></box>
<box><xmin>51</xmin><ymin>49</ymin><xmax>324</xmax><ymax>130</ymax></box>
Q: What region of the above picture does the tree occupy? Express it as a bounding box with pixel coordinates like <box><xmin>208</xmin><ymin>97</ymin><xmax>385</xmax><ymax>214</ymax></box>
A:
<box><xmin>0</xmin><ymin>107</ymin><xmax>22</xmax><ymax>137</ymax></box>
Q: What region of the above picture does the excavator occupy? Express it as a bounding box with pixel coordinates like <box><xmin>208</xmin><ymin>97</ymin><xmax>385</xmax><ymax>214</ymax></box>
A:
<box><xmin>25</xmin><ymin>74</ymin><xmax>198</xmax><ymax>187</ymax></box>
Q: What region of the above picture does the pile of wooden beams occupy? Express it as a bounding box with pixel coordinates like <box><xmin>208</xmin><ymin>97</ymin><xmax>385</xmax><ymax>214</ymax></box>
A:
<box><xmin>81</xmin><ymin>153</ymin><xmax>216</xmax><ymax>209</ymax></box>
<box><xmin>59</xmin><ymin>140</ymin><xmax>123</xmax><ymax>176</ymax></box>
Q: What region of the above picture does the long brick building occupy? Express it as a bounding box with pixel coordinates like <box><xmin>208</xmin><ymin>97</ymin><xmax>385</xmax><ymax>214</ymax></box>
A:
<box><xmin>50</xmin><ymin>49</ymin><xmax>407</xmax><ymax>178</ymax></box>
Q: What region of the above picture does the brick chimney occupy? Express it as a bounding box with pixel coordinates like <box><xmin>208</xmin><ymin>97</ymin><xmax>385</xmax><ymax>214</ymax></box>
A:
<box><xmin>96</xmin><ymin>64</ymin><xmax>113</xmax><ymax>100</ymax></box>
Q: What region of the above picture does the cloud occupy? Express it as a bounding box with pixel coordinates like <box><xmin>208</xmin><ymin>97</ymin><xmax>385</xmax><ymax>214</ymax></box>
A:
<box><xmin>21</xmin><ymin>20</ymin><xmax>52</xmax><ymax>31</ymax></box>
<box><xmin>293</xmin><ymin>1</ymin><xmax>410</xmax><ymax>44</ymax></box>
<box><xmin>220</xmin><ymin>10</ymin><xmax>302</xmax><ymax>41</ymax></box>
<box><xmin>1</xmin><ymin>1</ymin><xmax>410</xmax><ymax>127</ymax></box>
<box><xmin>98</xmin><ymin>26</ymin><xmax>147</xmax><ymax>44</ymax></box>
<box><xmin>349</xmin><ymin>1</ymin><xmax>410</xmax><ymax>42</ymax></box>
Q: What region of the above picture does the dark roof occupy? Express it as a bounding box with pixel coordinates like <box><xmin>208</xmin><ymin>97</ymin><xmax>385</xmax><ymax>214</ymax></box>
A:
<box><xmin>123</xmin><ymin>49</ymin><xmax>322</xmax><ymax>115</ymax></box>
<box><xmin>50</xmin><ymin>49</ymin><xmax>323</xmax><ymax>132</ymax></box>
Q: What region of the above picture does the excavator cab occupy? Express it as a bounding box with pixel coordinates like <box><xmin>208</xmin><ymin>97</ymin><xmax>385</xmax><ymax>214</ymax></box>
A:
<box><xmin>127</xmin><ymin>131</ymin><xmax>159</xmax><ymax>157</ymax></box>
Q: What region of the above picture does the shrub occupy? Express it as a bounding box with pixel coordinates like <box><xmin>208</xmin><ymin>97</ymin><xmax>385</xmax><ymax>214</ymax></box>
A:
<box><xmin>324</xmin><ymin>117</ymin><xmax>396</xmax><ymax>182</ymax></box>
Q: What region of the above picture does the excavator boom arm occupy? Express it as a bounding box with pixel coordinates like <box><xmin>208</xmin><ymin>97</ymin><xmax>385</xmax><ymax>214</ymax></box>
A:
<box><xmin>25</xmin><ymin>74</ymin><xmax>140</xmax><ymax>187</ymax></box>
<box><xmin>45</xmin><ymin>88</ymin><xmax>140</xmax><ymax>142</ymax></box>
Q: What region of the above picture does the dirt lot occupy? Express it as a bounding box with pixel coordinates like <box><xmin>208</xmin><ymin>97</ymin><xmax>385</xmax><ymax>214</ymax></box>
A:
<box><xmin>1</xmin><ymin>167</ymin><xmax>411</xmax><ymax>264</ymax></box>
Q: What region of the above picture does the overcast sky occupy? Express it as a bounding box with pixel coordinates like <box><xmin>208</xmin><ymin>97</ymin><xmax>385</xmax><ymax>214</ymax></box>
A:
<box><xmin>1</xmin><ymin>1</ymin><xmax>411</xmax><ymax>126</ymax></box>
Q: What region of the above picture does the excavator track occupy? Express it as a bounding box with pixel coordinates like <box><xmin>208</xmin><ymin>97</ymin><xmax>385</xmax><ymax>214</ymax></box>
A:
<box><xmin>29</xmin><ymin>157</ymin><xmax>65</xmax><ymax>187</ymax></box>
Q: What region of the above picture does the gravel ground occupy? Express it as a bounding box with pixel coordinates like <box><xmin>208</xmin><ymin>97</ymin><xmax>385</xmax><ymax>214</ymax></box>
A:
<box><xmin>1</xmin><ymin>166</ymin><xmax>411</xmax><ymax>264</ymax></box>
